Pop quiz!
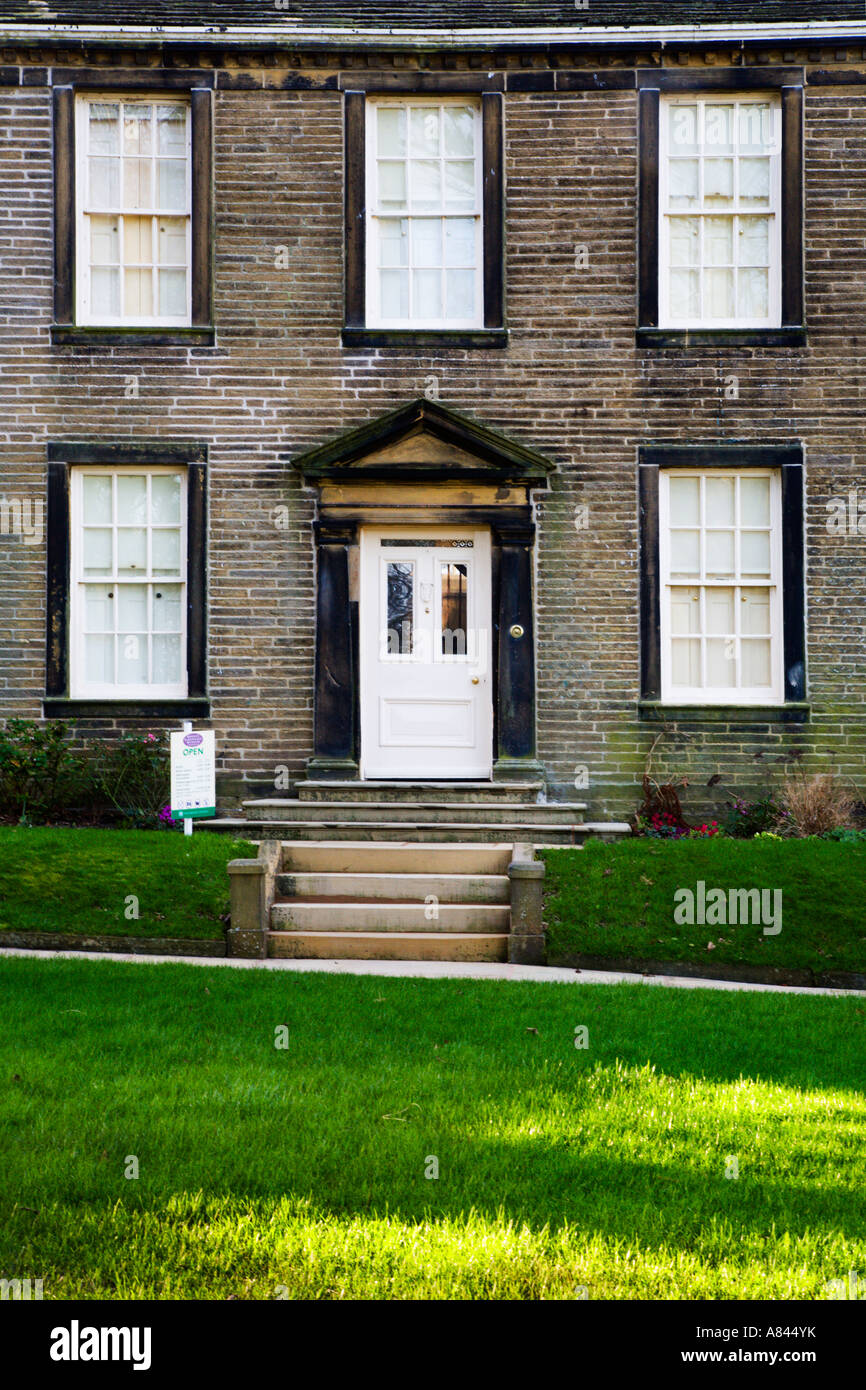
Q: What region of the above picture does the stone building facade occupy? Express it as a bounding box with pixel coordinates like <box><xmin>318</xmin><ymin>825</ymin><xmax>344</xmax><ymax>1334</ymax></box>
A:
<box><xmin>1</xmin><ymin>3</ymin><xmax>865</xmax><ymax>821</ymax></box>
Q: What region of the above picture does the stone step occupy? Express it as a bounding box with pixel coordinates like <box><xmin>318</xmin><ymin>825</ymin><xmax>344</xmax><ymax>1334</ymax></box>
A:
<box><xmin>212</xmin><ymin>820</ymin><xmax>595</xmax><ymax>845</ymax></box>
<box><xmin>270</xmin><ymin>901</ymin><xmax>511</xmax><ymax>933</ymax></box>
<box><xmin>280</xmin><ymin>841</ymin><xmax>515</xmax><ymax>874</ymax></box>
<box><xmin>295</xmin><ymin>780</ymin><xmax>544</xmax><ymax>804</ymax></box>
<box><xmin>268</xmin><ymin>931</ymin><xmax>509</xmax><ymax>962</ymax></box>
<box><xmin>242</xmin><ymin>799</ymin><xmax>587</xmax><ymax>826</ymax></box>
<box><xmin>275</xmin><ymin>872</ymin><xmax>510</xmax><ymax>903</ymax></box>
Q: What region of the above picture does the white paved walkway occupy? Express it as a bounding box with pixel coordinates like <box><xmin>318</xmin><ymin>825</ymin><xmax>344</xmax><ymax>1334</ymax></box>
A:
<box><xmin>0</xmin><ymin>947</ymin><xmax>862</xmax><ymax>996</ymax></box>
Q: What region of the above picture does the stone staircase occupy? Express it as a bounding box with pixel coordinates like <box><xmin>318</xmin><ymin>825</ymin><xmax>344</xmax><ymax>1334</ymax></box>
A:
<box><xmin>222</xmin><ymin>782</ymin><xmax>631</xmax><ymax>964</ymax></box>
<box><xmin>215</xmin><ymin>780</ymin><xmax>630</xmax><ymax>847</ymax></box>
<box><xmin>268</xmin><ymin>840</ymin><xmax>513</xmax><ymax>962</ymax></box>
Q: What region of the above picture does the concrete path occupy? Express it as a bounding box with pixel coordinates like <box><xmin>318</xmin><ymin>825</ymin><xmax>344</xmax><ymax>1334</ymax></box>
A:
<box><xmin>0</xmin><ymin>946</ymin><xmax>863</xmax><ymax>997</ymax></box>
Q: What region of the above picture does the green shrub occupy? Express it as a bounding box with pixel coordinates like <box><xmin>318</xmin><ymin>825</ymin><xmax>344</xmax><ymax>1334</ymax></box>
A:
<box><xmin>96</xmin><ymin>731</ymin><xmax>171</xmax><ymax>829</ymax></box>
<box><xmin>721</xmin><ymin>794</ymin><xmax>787</xmax><ymax>839</ymax></box>
<box><xmin>0</xmin><ymin>720</ymin><xmax>93</xmax><ymax>823</ymax></box>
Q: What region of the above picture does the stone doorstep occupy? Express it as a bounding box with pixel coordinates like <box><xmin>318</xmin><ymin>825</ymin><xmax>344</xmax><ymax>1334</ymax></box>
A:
<box><xmin>211</xmin><ymin>821</ymin><xmax>593</xmax><ymax>844</ymax></box>
<box><xmin>274</xmin><ymin>871</ymin><xmax>511</xmax><ymax>902</ymax></box>
<box><xmin>295</xmin><ymin>780</ymin><xmax>545</xmax><ymax>803</ymax></box>
<box><xmin>268</xmin><ymin>931</ymin><xmax>510</xmax><ymax>963</ymax></box>
<box><xmin>271</xmin><ymin>902</ymin><xmax>511</xmax><ymax>933</ymax></box>
<box><xmin>241</xmin><ymin>800</ymin><xmax>589</xmax><ymax>825</ymax></box>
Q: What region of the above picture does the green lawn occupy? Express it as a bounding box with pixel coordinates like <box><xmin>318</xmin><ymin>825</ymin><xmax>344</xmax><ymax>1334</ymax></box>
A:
<box><xmin>1</xmin><ymin>956</ymin><xmax>863</xmax><ymax>1300</ymax></box>
<box><xmin>543</xmin><ymin>839</ymin><xmax>866</xmax><ymax>974</ymax></box>
<box><xmin>0</xmin><ymin>827</ymin><xmax>257</xmax><ymax>939</ymax></box>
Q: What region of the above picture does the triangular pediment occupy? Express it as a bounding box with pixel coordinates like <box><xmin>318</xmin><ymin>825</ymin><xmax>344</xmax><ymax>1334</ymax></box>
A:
<box><xmin>291</xmin><ymin>398</ymin><xmax>555</xmax><ymax>484</ymax></box>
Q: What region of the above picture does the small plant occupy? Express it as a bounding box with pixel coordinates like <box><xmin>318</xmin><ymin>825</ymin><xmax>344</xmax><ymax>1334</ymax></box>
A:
<box><xmin>686</xmin><ymin>821</ymin><xmax>723</xmax><ymax>839</ymax></box>
<box><xmin>721</xmin><ymin>795</ymin><xmax>787</xmax><ymax>839</ymax></box>
<box><xmin>0</xmin><ymin>719</ymin><xmax>93</xmax><ymax>823</ymax></box>
<box><xmin>779</xmin><ymin>773</ymin><xmax>856</xmax><ymax>838</ymax></box>
<box><xmin>97</xmin><ymin>732</ymin><xmax>171</xmax><ymax>829</ymax></box>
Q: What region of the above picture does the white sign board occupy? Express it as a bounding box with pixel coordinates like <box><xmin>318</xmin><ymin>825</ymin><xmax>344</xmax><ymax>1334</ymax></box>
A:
<box><xmin>170</xmin><ymin>730</ymin><xmax>216</xmax><ymax>820</ymax></box>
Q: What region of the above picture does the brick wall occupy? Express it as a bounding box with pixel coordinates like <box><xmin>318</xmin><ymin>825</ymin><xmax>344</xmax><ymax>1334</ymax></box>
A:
<box><xmin>1</xmin><ymin>44</ymin><xmax>865</xmax><ymax>820</ymax></box>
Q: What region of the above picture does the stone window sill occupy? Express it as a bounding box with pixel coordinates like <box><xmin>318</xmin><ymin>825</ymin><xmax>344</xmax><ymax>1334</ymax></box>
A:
<box><xmin>637</xmin><ymin>326</ymin><xmax>807</xmax><ymax>349</ymax></box>
<box><xmin>342</xmin><ymin>328</ymin><xmax>508</xmax><ymax>350</ymax></box>
<box><xmin>51</xmin><ymin>325</ymin><xmax>215</xmax><ymax>348</ymax></box>
<box><xmin>44</xmin><ymin>698</ymin><xmax>210</xmax><ymax>719</ymax></box>
<box><xmin>638</xmin><ymin>701</ymin><xmax>810</xmax><ymax>724</ymax></box>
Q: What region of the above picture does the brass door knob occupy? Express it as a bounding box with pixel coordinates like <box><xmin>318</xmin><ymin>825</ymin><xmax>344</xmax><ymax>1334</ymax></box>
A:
<box><xmin>471</xmin><ymin>677</ymin><xmax>480</xmax><ymax>685</ymax></box>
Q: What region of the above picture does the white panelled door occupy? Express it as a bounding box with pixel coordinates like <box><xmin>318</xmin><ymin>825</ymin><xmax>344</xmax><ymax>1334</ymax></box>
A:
<box><xmin>359</xmin><ymin>527</ymin><xmax>493</xmax><ymax>779</ymax></box>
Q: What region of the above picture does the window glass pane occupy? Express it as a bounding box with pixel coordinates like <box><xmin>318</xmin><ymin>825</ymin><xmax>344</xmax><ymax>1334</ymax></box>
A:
<box><xmin>89</xmin><ymin>157</ymin><xmax>120</xmax><ymax>207</ymax></box>
<box><xmin>156</xmin><ymin>104</ymin><xmax>187</xmax><ymax>156</ymax></box>
<box><xmin>741</xmin><ymin>588</ymin><xmax>771</xmax><ymax>635</ymax></box>
<box><xmin>117</xmin><ymin>632</ymin><xmax>147</xmax><ymax>685</ymax></box>
<box><xmin>706</xmin><ymin>476</ymin><xmax>735</xmax><ymax>525</ymax></box>
<box><xmin>83</xmin><ymin>528</ymin><xmax>113</xmax><ymax>575</ymax></box>
<box><xmin>89</xmin><ymin>103</ymin><xmax>119</xmax><ymax>155</ymax></box>
<box><xmin>412</xmin><ymin>159</ymin><xmax>441</xmax><ymax>210</ymax></box>
<box><xmin>410</xmin><ymin>107</ymin><xmax>440</xmax><ymax>157</ymax></box>
<box><xmin>669</xmin><ymin>159</ymin><xmax>699</xmax><ymax>207</ymax></box>
<box><xmin>117</xmin><ymin>528</ymin><xmax>147</xmax><ymax>573</ymax></box>
<box><xmin>118</xmin><ymin>584</ymin><xmax>148</xmax><ymax>632</ymax></box>
<box><xmin>158</xmin><ymin>218</ymin><xmax>186</xmax><ymax>265</ymax></box>
<box><xmin>740</xmin><ymin>476</ymin><xmax>770</xmax><ymax>526</ymax></box>
<box><xmin>150</xmin><ymin>475</ymin><xmax>181</xmax><ymax>525</ymax></box>
<box><xmin>378</xmin><ymin>161</ymin><xmax>407</xmax><ymax>208</ymax></box>
<box><xmin>84</xmin><ymin>584</ymin><xmax>114</xmax><ymax>632</ymax></box>
<box><xmin>123</xmin><ymin>215</ymin><xmax>152</xmax><ymax>264</ymax></box>
<box><xmin>739</xmin><ymin>217</ymin><xmax>769</xmax><ymax>266</ymax></box>
<box><xmin>377</xmin><ymin>106</ymin><xmax>406</xmax><ymax>158</ymax></box>
<box><xmin>740</xmin><ymin>158</ymin><xmax>770</xmax><ymax>204</ymax></box>
<box><xmin>157</xmin><ymin>159</ymin><xmax>186</xmax><ymax>211</ymax></box>
<box><xmin>124</xmin><ymin>267</ymin><xmax>152</xmax><ymax>317</ymax></box>
<box><xmin>741</xmin><ymin>530</ymin><xmax>771</xmax><ymax>576</ymax></box>
<box><xmin>669</xmin><ymin>269</ymin><xmax>699</xmax><ymax>320</ymax></box>
<box><xmin>706</xmin><ymin>639</ymin><xmax>733</xmax><ymax>687</ymax></box>
<box><xmin>153</xmin><ymin>584</ymin><xmax>182</xmax><ymax>632</ymax></box>
<box><xmin>90</xmin><ymin>215</ymin><xmax>119</xmax><ymax>265</ymax></box>
<box><xmin>123</xmin><ymin>105</ymin><xmax>152</xmax><ymax>156</ymax></box>
<box><xmin>85</xmin><ymin>634</ymin><xmax>114</xmax><ymax>683</ymax></box>
<box><xmin>445</xmin><ymin>217</ymin><xmax>475</xmax><ymax>267</ymax></box>
<box><xmin>669</xmin><ymin>476</ymin><xmax>700</xmax><ymax>525</ymax></box>
<box><xmin>412</xmin><ymin>219</ymin><xmax>442</xmax><ymax>266</ymax></box>
<box><xmin>82</xmin><ymin>475</ymin><xmax>112</xmax><ymax>525</ymax></box>
<box><xmin>706</xmin><ymin>530</ymin><xmax>735</xmax><ymax>575</ymax></box>
<box><xmin>738</xmin><ymin>103</ymin><xmax>773</xmax><ymax>152</ymax></box>
<box><xmin>671</xmin><ymin>639</ymin><xmax>700</xmax><ymax>687</ymax></box>
<box><xmin>91</xmin><ymin>267</ymin><xmax>120</xmax><ymax>317</ymax></box>
<box><xmin>380</xmin><ymin>269</ymin><xmax>409</xmax><ymax>319</ymax></box>
<box><xmin>387</xmin><ymin>562</ymin><xmax>413</xmax><ymax>654</ymax></box>
<box><xmin>445</xmin><ymin>269</ymin><xmax>475</xmax><ymax>320</ymax></box>
<box><xmin>705</xmin><ymin>587</ymin><xmax>735</xmax><ymax>635</ymax></box>
<box><xmin>413</xmin><ymin>268</ymin><xmax>441</xmax><ymax>319</ymax></box>
<box><xmin>670</xmin><ymin>587</ymin><xmax>700</xmax><ymax>634</ymax></box>
<box><xmin>738</xmin><ymin>268</ymin><xmax>768</xmax><ymax>319</ymax></box>
<box><xmin>379</xmin><ymin>218</ymin><xmax>409</xmax><ymax>267</ymax></box>
<box><xmin>670</xmin><ymin>529</ymin><xmax>700</xmax><ymax>574</ymax></box>
<box><xmin>742</xmin><ymin>639</ymin><xmax>771</xmax><ymax>687</ymax></box>
<box><xmin>443</xmin><ymin>106</ymin><xmax>475</xmax><ymax>157</ymax></box>
<box><xmin>669</xmin><ymin>105</ymin><xmax>698</xmax><ymax>153</ymax></box>
<box><xmin>705</xmin><ymin>268</ymin><xmax>735</xmax><ymax>318</ymax></box>
<box><xmin>704</xmin><ymin>104</ymin><xmax>733</xmax><ymax>152</ymax></box>
<box><xmin>669</xmin><ymin>217</ymin><xmax>699</xmax><ymax>266</ymax></box>
<box><xmin>123</xmin><ymin>158</ymin><xmax>152</xmax><ymax>210</ymax></box>
<box><xmin>152</xmin><ymin>528</ymin><xmax>181</xmax><ymax>575</ymax></box>
<box><xmin>153</xmin><ymin>634</ymin><xmax>181</xmax><ymax>684</ymax></box>
<box><xmin>444</xmin><ymin>161</ymin><xmax>475</xmax><ymax>210</ymax></box>
<box><xmin>704</xmin><ymin>158</ymin><xmax>734</xmax><ymax>205</ymax></box>
<box><xmin>704</xmin><ymin>216</ymin><xmax>733</xmax><ymax>266</ymax></box>
<box><xmin>117</xmin><ymin>475</ymin><xmax>147</xmax><ymax>525</ymax></box>
<box><xmin>441</xmin><ymin>563</ymin><xmax>468</xmax><ymax>654</ymax></box>
<box><xmin>158</xmin><ymin>269</ymin><xmax>187</xmax><ymax>317</ymax></box>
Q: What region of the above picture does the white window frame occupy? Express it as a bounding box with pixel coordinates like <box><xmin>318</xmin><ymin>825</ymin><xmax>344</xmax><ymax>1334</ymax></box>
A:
<box><xmin>659</xmin><ymin>94</ymin><xmax>782</xmax><ymax>330</ymax></box>
<box><xmin>659</xmin><ymin>468</ymin><xmax>784</xmax><ymax>705</ymax></box>
<box><xmin>75</xmin><ymin>94</ymin><xmax>192</xmax><ymax>327</ymax></box>
<box><xmin>365</xmin><ymin>96</ymin><xmax>484</xmax><ymax>330</ymax></box>
<box><xmin>69</xmin><ymin>465</ymin><xmax>188</xmax><ymax>700</ymax></box>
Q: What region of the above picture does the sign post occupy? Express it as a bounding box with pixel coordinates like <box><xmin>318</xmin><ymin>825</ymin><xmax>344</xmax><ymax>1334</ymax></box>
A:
<box><xmin>170</xmin><ymin>723</ymin><xmax>216</xmax><ymax>834</ymax></box>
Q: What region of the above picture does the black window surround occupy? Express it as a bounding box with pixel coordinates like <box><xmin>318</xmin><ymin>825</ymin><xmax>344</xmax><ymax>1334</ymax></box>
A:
<box><xmin>343</xmin><ymin>83</ymin><xmax>506</xmax><ymax>350</ymax></box>
<box><xmin>637</xmin><ymin>68</ymin><xmax>806</xmax><ymax>349</ymax></box>
<box><xmin>44</xmin><ymin>440</ymin><xmax>210</xmax><ymax>718</ymax></box>
<box><xmin>51</xmin><ymin>74</ymin><xmax>215</xmax><ymax>348</ymax></box>
<box><xmin>638</xmin><ymin>443</ymin><xmax>808</xmax><ymax>719</ymax></box>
